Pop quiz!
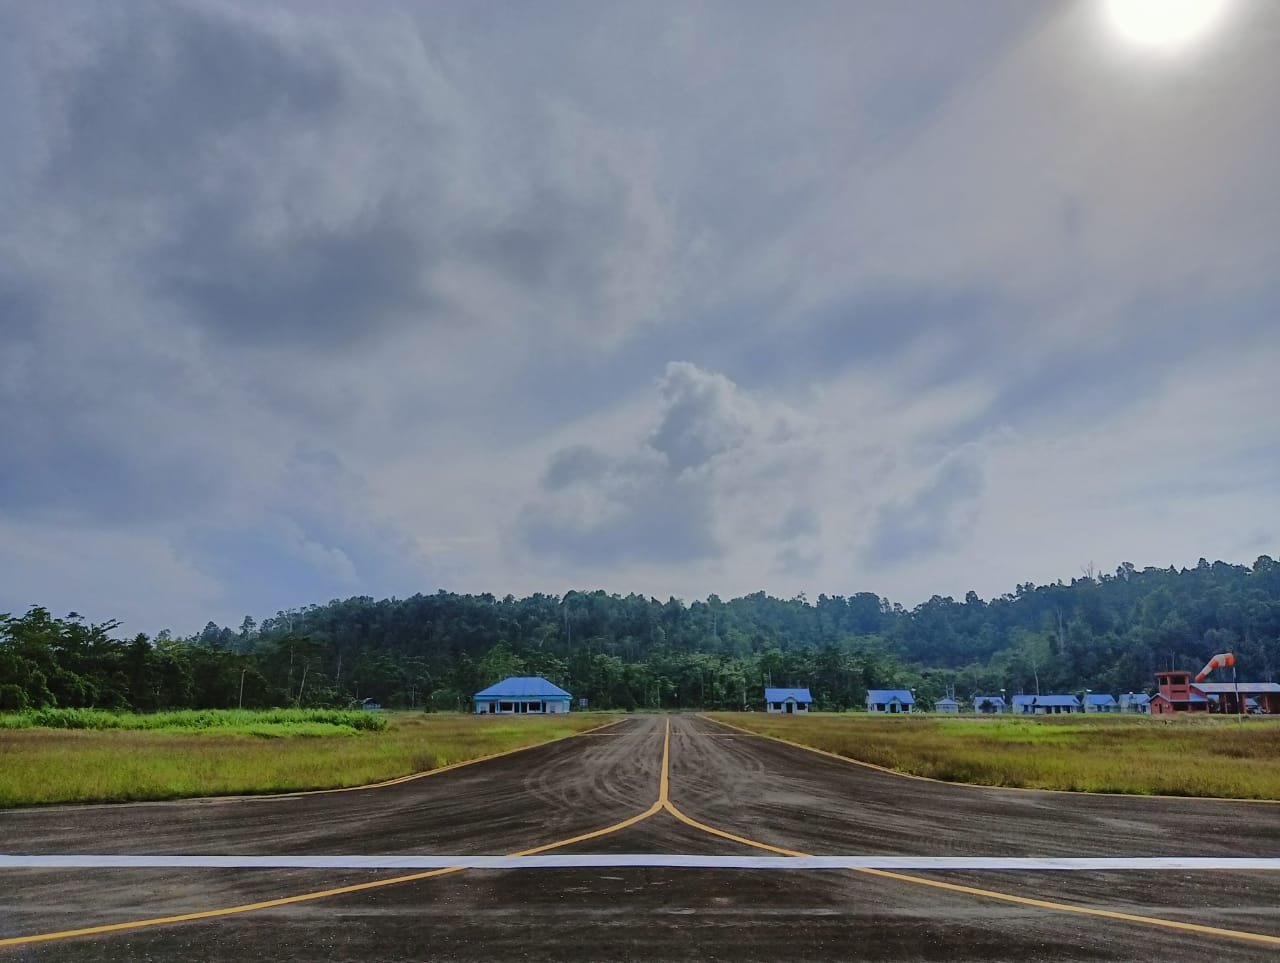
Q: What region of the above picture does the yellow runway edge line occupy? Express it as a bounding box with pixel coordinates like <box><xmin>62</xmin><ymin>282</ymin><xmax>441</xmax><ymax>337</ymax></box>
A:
<box><xmin>700</xmin><ymin>713</ymin><xmax>1280</xmax><ymax>804</ymax></box>
<box><xmin>0</xmin><ymin>719</ymin><xmax>660</xmax><ymax>949</ymax></box>
<box><xmin>4</xmin><ymin>719</ymin><xmax>1279</xmax><ymax>949</ymax></box>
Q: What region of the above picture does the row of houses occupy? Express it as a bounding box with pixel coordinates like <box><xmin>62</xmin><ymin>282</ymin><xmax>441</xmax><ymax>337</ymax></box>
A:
<box><xmin>952</xmin><ymin>693</ymin><xmax>1151</xmax><ymax>715</ymax></box>
<box><xmin>467</xmin><ymin>674</ymin><xmax>1280</xmax><ymax>716</ymax></box>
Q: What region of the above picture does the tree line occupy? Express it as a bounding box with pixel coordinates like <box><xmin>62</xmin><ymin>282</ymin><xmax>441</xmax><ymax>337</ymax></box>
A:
<box><xmin>3</xmin><ymin>556</ymin><xmax>1279</xmax><ymax>713</ymax></box>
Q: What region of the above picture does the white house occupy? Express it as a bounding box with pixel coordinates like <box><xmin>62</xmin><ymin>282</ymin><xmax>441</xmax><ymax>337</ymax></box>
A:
<box><xmin>1013</xmin><ymin>694</ymin><xmax>1081</xmax><ymax>715</ymax></box>
<box><xmin>765</xmin><ymin>687</ymin><xmax>812</xmax><ymax>714</ymax></box>
<box><xmin>934</xmin><ymin>697</ymin><xmax>960</xmax><ymax>714</ymax></box>
<box><xmin>474</xmin><ymin>676</ymin><xmax>572</xmax><ymax>714</ymax></box>
<box><xmin>971</xmin><ymin>694</ymin><xmax>1006</xmax><ymax>714</ymax></box>
<box><xmin>1119</xmin><ymin>692</ymin><xmax>1151</xmax><ymax>714</ymax></box>
<box><xmin>1083</xmin><ymin>693</ymin><xmax>1118</xmax><ymax>713</ymax></box>
<box><xmin>866</xmin><ymin>689</ymin><xmax>915</xmax><ymax>714</ymax></box>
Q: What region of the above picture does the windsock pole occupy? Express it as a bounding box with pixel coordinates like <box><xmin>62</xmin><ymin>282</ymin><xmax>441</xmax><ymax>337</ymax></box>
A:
<box><xmin>1235</xmin><ymin>662</ymin><xmax>1242</xmax><ymax>722</ymax></box>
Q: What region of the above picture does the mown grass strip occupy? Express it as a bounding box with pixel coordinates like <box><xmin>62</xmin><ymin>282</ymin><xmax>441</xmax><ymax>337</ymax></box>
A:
<box><xmin>0</xmin><ymin>711</ymin><xmax>615</xmax><ymax>806</ymax></box>
<box><xmin>706</xmin><ymin>712</ymin><xmax>1280</xmax><ymax>800</ymax></box>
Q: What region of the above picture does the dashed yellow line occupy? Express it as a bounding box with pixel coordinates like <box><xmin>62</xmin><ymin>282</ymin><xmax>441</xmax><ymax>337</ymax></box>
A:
<box><xmin>0</xmin><ymin>719</ymin><xmax>666</xmax><ymax>950</ymax></box>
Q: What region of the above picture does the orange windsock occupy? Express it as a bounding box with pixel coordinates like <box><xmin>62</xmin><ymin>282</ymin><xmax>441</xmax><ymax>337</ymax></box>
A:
<box><xmin>1194</xmin><ymin>652</ymin><xmax>1235</xmax><ymax>682</ymax></box>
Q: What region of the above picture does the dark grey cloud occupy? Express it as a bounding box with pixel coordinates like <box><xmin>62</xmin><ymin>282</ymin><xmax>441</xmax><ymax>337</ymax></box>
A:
<box><xmin>47</xmin><ymin>3</ymin><xmax>343</xmax><ymax>199</ymax></box>
<box><xmin>160</xmin><ymin>204</ymin><xmax>437</xmax><ymax>350</ymax></box>
<box><xmin>519</xmin><ymin>460</ymin><xmax>719</xmax><ymax>567</ymax></box>
<box><xmin>864</xmin><ymin>448</ymin><xmax>986</xmax><ymax>566</ymax></box>
<box><xmin>517</xmin><ymin>362</ymin><xmax>810</xmax><ymax>569</ymax></box>
<box><xmin>542</xmin><ymin>445</ymin><xmax>614</xmax><ymax>491</ymax></box>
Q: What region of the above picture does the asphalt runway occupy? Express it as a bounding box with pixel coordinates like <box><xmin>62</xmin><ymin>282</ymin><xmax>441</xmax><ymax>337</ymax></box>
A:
<box><xmin>3</xmin><ymin>714</ymin><xmax>1279</xmax><ymax>961</ymax></box>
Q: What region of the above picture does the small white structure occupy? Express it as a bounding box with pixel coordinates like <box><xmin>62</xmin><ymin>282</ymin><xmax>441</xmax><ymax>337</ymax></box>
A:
<box><xmin>474</xmin><ymin>676</ymin><xmax>572</xmax><ymax>714</ymax></box>
<box><xmin>1083</xmin><ymin>693</ymin><xmax>1118</xmax><ymax>713</ymax></box>
<box><xmin>866</xmin><ymin>689</ymin><xmax>915</xmax><ymax>714</ymax></box>
<box><xmin>765</xmin><ymin>687</ymin><xmax>812</xmax><ymax>714</ymax></box>
<box><xmin>934</xmin><ymin>697</ymin><xmax>960</xmax><ymax>714</ymax></box>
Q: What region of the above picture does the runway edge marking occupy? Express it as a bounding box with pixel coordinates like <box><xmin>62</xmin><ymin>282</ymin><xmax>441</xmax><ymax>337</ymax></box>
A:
<box><xmin>271</xmin><ymin>716</ymin><xmax>631</xmax><ymax>797</ymax></box>
<box><xmin>674</xmin><ymin>718</ymin><xmax>1280</xmax><ymax>948</ymax></box>
<box><xmin>697</xmin><ymin>713</ymin><xmax>1280</xmax><ymax>804</ymax></box>
<box><xmin>0</xmin><ymin>720</ymin><xmax>670</xmax><ymax>949</ymax></box>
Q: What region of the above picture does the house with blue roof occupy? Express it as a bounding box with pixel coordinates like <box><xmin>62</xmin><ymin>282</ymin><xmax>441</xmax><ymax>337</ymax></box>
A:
<box><xmin>866</xmin><ymin>689</ymin><xmax>915</xmax><ymax>714</ymax></box>
<box><xmin>933</xmin><ymin>697</ymin><xmax>960</xmax><ymax>714</ymax></box>
<box><xmin>972</xmin><ymin>694</ymin><xmax>1006</xmax><ymax>714</ymax></box>
<box><xmin>1119</xmin><ymin>692</ymin><xmax>1151</xmax><ymax>714</ymax></box>
<box><xmin>1012</xmin><ymin>694</ymin><xmax>1081</xmax><ymax>715</ymax></box>
<box><xmin>1083</xmin><ymin>693</ymin><xmax>1117</xmax><ymax>713</ymax></box>
<box><xmin>474</xmin><ymin>676</ymin><xmax>572</xmax><ymax>715</ymax></box>
<box><xmin>765</xmin><ymin>687</ymin><xmax>812</xmax><ymax>714</ymax></box>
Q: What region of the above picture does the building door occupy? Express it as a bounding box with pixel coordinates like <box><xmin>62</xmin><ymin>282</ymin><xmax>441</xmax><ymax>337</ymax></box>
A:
<box><xmin>786</xmin><ymin>702</ymin><xmax>793</xmax><ymax>714</ymax></box>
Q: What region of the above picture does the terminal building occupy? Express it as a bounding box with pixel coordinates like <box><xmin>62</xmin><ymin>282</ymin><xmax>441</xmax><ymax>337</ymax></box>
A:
<box><xmin>474</xmin><ymin>676</ymin><xmax>573</xmax><ymax>714</ymax></box>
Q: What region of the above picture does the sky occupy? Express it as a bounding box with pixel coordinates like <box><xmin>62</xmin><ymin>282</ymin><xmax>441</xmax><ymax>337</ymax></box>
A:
<box><xmin>2</xmin><ymin>0</ymin><xmax>1277</xmax><ymax>636</ymax></box>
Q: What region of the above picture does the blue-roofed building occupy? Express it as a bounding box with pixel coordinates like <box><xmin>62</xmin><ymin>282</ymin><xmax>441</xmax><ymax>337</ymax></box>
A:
<box><xmin>1119</xmin><ymin>692</ymin><xmax>1151</xmax><ymax>714</ymax></box>
<box><xmin>1011</xmin><ymin>694</ymin><xmax>1036</xmax><ymax>715</ymax></box>
<box><xmin>765</xmin><ymin>687</ymin><xmax>812</xmax><ymax>714</ymax></box>
<box><xmin>474</xmin><ymin>676</ymin><xmax>572</xmax><ymax>715</ymax></box>
<box><xmin>934</xmin><ymin>697</ymin><xmax>960</xmax><ymax>714</ymax></box>
<box><xmin>1083</xmin><ymin>693</ymin><xmax>1117</xmax><ymax>713</ymax></box>
<box><xmin>866</xmin><ymin>689</ymin><xmax>915</xmax><ymax>714</ymax></box>
<box><xmin>972</xmin><ymin>694</ymin><xmax>1006</xmax><ymax>714</ymax></box>
<box><xmin>1013</xmin><ymin>694</ymin><xmax>1081</xmax><ymax>715</ymax></box>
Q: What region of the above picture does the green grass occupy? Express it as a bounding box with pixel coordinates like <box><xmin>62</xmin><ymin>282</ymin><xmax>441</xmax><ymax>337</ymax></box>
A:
<box><xmin>0</xmin><ymin>707</ymin><xmax>388</xmax><ymax>735</ymax></box>
<box><xmin>707</xmin><ymin>712</ymin><xmax>1280</xmax><ymax>800</ymax></box>
<box><xmin>0</xmin><ymin>710</ymin><xmax>615</xmax><ymax>806</ymax></box>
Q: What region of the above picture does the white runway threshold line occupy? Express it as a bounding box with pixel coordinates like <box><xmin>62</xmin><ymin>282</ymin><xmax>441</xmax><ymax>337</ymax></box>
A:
<box><xmin>3</xmin><ymin>854</ymin><xmax>1280</xmax><ymax>871</ymax></box>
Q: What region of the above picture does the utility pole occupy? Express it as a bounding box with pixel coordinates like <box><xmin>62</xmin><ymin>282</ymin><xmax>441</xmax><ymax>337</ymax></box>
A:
<box><xmin>238</xmin><ymin>668</ymin><xmax>247</xmax><ymax>710</ymax></box>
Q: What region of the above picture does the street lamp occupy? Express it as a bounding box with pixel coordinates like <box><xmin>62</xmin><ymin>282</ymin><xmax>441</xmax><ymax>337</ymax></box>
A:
<box><xmin>1000</xmin><ymin>687</ymin><xmax>1006</xmax><ymax>714</ymax></box>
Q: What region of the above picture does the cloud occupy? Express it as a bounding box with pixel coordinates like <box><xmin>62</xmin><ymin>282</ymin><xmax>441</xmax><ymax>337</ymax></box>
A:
<box><xmin>1</xmin><ymin>1</ymin><xmax>1276</xmax><ymax>631</ymax></box>
<box><xmin>863</xmin><ymin>446</ymin><xmax>987</xmax><ymax>566</ymax></box>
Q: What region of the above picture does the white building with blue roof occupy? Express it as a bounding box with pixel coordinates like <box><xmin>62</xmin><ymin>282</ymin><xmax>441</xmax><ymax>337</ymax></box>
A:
<box><xmin>1083</xmin><ymin>693</ymin><xmax>1118</xmax><ymax>713</ymax></box>
<box><xmin>866</xmin><ymin>689</ymin><xmax>915</xmax><ymax>714</ymax></box>
<box><xmin>474</xmin><ymin>676</ymin><xmax>572</xmax><ymax>715</ymax></box>
<box><xmin>972</xmin><ymin>694</ymin><xmax>1006</xmax><ymax>714</ymax></box>
<box><xmin>765</xmin><ymin>687</ymin><xmax>812</xmax><ymax>714</ymax></box>
<box><xmin>1012</xmin><ymin>694</ymin><xmax>1081</xmax><ymax>715</ymax></box>
<box><xmin>1119</xmin><ymin>692</ymin><xmax>1151</xmax><ymax>714</ymax></box>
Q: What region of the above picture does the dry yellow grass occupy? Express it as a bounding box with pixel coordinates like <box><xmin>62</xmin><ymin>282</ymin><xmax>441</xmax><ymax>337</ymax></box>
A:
<box><xmin>707</xmin><ymin>712</ymin><xmax>1280</xmax><ymax>799</ymax></box>
<box><xmin>0</xmin><ymin>711</ymin><xmax>615</xmax><ymax>806</ymax></box>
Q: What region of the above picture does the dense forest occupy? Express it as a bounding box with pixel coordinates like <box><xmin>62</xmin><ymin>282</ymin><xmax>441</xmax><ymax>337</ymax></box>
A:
<box><xmin>3</xmin><ymin>557</ymin><xmax>1279</xmax><ymax>713</ymax></box>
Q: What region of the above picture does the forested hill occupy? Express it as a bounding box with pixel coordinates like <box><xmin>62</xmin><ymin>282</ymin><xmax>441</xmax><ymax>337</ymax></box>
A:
<box><xmin>4</xmin><ymin>557</ymin><xmax>1279</xmax><ymax>713</ymax></box>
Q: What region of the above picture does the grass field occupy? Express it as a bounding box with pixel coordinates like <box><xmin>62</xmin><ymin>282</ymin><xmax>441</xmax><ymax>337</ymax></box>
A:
<box><xmin>0</xmin><ymin>707</ymin><xmax>388</xmax><ymax>736</ymax></box>
<box><xmin>707</xmin><ymin>712</ymin><xmax>1280</xmax><ymax>800</ymax></box>
<box><xmin>0</xmin><ymin>710</ymin><xmax>615</xmax><ymax>807</ymax></box>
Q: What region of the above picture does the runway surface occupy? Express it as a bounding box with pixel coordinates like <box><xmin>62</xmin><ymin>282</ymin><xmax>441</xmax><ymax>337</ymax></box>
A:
<box><xmin>3</xmin><ymin>714</ymin><xmax>1279</xmax><ymax>961</ymax></box>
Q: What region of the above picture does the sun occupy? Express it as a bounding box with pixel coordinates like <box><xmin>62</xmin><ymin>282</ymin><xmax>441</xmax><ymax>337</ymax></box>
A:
<box><xmin>1104</xmin><ymin>0</ymin><xmax>1228</xmax><ymax>50</ymax></box>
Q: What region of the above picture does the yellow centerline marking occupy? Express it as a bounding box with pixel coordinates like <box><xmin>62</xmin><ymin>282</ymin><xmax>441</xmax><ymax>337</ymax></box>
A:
<box><xmin>680</xmin><ymin>718</ymin><xmax>1280</xmax><ymax>947</ymax></box>
<box><xmin>7</xmin><ymin>718</ymin><xmax>1279</xmax><ymax>951</ymax></box>
<box><xmin>0</xmin><ymin>720</ymin><xmax>668</xmax><ymax>950</ymax></box>
<box><xmin>700</xmin><ymin>714</ymin><xmax>1280</xmax><ymax>804</ymax></box>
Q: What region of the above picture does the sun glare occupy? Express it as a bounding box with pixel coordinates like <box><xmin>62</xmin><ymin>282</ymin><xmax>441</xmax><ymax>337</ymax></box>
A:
<box><xmin>1104</xmin><ymin>0</ymin><xmax>1228</xmax><ymax>50</ymax></box>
